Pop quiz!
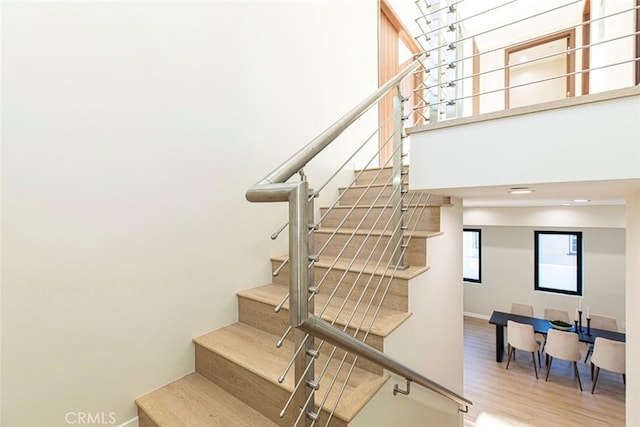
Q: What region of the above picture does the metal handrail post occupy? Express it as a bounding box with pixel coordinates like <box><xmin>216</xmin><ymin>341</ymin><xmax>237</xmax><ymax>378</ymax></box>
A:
<box><xmin>390</xmin><ymin>90</ymin><xmax>406</xmax><ymax>269</ymax></box>
<box><xmin>289</xmin><ymin>180</ymin><xmax>309</xmax><ymax>328</ymax></box>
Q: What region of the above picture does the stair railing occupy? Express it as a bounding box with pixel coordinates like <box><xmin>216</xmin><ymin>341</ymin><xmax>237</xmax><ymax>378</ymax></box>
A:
<box><xmin>412</xmin><ymin>0</ymin><xmax>640</xmax><ymax>124</ymax></box>
<box><xmin>246</xmin><ymin>52</ymin><xmax>471</xmax><ymax>426</ymax></box>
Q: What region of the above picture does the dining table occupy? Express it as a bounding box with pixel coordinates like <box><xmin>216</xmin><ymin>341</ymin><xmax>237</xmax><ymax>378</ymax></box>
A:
<box><xmin>488</xmin><ymin>310</ymin><xmax>626</xmax><ymax>363</ymax></box>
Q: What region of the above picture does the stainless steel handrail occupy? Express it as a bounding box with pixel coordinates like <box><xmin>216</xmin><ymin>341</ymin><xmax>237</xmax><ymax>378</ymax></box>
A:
<box><xmin>245</xmin><ymin>52</ymin><xmax>427</xmax><ymax>191</ymax></box>
<box><xmin>300</xmin><ymin>315</ymin><xmax>473</xmax><ymax>410</ymax></box>
<box><xmin>246</xmin><ymin>52</ymin><xmax>472</xmax><ymax>417</ymax></box>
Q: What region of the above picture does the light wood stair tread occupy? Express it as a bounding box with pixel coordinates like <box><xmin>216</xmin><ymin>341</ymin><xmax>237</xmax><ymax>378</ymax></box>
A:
<box><xmin>136</xmin><ymin>372</ymin><xmax>279</xmax><ymax>427</ymax></box>
<box><xmin>272</xmin><ymin>254</ymin><xmax>430</xmax><ymax>280</ymax></box>
<box><xmin>237</xmin><ymin>283</ymin><xmax>411</xmax><ymax>337</ymax></box>
<box><xmin>315</xmin><ymin>227</ymin><xmax>443</xmax><ymax>239</ymax></box>
<box><xmin>193</xmin><ymin>322</ymin><xmax>389</xmax><ymax>423</ymax></box>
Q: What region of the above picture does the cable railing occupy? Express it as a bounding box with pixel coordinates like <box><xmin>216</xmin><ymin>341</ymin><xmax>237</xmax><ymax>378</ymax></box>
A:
<box><xmin>246</xmin><ymin>51</ymin><xmax>471</xmax><ymax>426</ymax></box>
<box><xmin>412</xmin><ymin>0</ymin><xmax>640</xmax><ymax>124</ymax></box>
<box><xmin>244</xmin><ymin>0</ymin><xmax>640</xmax><ymax>424</ymax></box>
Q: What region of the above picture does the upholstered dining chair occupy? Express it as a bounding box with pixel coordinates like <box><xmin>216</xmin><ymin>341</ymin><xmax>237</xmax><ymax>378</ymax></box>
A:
<box><xmin>545</xmin><ymin>328</ymin><xmax>583</xmax><ymax>391</ymax></box>
<box><xmin>544</xmin><ymin>308</ymin><xmax>570</xmax><ymax>323</ymax></box>
<box><xmin>584</xmin><ymin>314</ymin><xmax>618</xmax><ymax>362</ymax></box>
<box><xmin>511</xmin><ymin>303</ymin><xmax>534</xmax><ymax>317</ymax></box>
<box><xmin>541</xmin><ymin>308</ymin><xmax>571</xmax><ymax>352</ymax></box>
<box><xmin>506</xmin><ymin>320</ymin><xmax>541</xmax><ymax>379</ymax></box>
<box><xmin>590</xmin><ymin>337</ymin><xmax>625</xmax><ymax>394</ymax></box>
<box><xmin>508</xmin><ymin>303</ymin><xmax>540</xmax><ymax>355</ymax></box>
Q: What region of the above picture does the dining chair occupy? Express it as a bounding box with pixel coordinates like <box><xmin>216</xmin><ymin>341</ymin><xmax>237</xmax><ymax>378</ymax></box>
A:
<box><xmin>508</xmin><ymin>303</ymin><xmax>537</xmax><ymax>355</ymax></box>
<box><xmin>544</xmin><ymin>308</ymin><xmax>570</xmax><ymax>323</ymax></box>
<box><xmin>541</xmin><ymin>308</ymin><xmax>571</xmax><ymax>352</ymax></box>
<box><xmin>584</xmin><ymin>314</ymin><xmax>618</xmax><ymax>362</ymax></box>
<box><xmin>511</xmin><ymin>303</ymin><xmax>534</xmax><ymax>317</ymax></box>
<box><xmin>506</xmin><ymin>320</ymin><xmax>541</xmax><ymax>379</ymax></box>
<box><xmin>590</xmin><ymin>337</ymin><xmax>625</xmax><ymax>394</ymax></box>
<box><xmin>545</xmin><ymin>328</ymin><xmax>583</xmax><ymax>391</ymax></box>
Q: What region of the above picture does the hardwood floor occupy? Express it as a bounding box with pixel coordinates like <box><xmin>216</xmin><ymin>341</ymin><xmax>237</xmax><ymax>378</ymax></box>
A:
<box><xmin>463</xmin><ymin>316</ymin><xmax>625</xmax><ymax>427</ymax></box>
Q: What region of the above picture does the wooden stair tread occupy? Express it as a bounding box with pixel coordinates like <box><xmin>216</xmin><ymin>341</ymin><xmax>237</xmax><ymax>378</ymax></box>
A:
<box><xmin>136</xmin><ymin>372</ymin><xmax>279</xmax><ymax>427</ymax></box>
<box><xmin>315</xmin><ymin>227</ymin><xmax>443</xmax><ymax>239</ymax></box>
<box><xmin>194</xmin><ymin>323</ymin><xmax>389</xmax><ymax>423</ymax></box>
<box><xmin>272</xmin><ymin>254</ymin><xmax>430</xmax><ymax>280</ymax></box>
<box><xmin>237</xmin><ymin>283</ymin><xmax>411</xmax><ymax>337</ymax></box>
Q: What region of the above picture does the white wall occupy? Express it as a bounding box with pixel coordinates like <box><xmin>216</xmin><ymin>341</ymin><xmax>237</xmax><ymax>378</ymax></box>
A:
<box><xmin>352</xmin><ymin>199</ymin><xmax>465</xmax><ymax>427</ymax></box>
<box><xmin>463</xmin><ymin>225</ymin><xmax>626</xmax><ymax>330</ymax></box>
<box><xmin>590</xmin><ymin>0</ymin><xmax>636</xmax><ymax>94</ymax></box>
<box><xmin>410</xmin><ymin>94</ymin><xmax>640</xmax><ymax>192</ymax></box>
<box><xmin>627</xmin><ymin>191</ymin><xmax>640</xmax><ymax>427</ymax></box>
<box><xmin>509</xmin><ymin>56</ymin><xmax>567</xmax><ymax>108</ymax></box>
<box><xmin>1</xmin><ymin>1</ymin><xmax>378</xmax><ymax>426</ymax></box>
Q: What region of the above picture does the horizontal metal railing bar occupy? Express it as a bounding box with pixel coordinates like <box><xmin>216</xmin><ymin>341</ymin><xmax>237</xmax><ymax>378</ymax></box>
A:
<box><xmin>415</xmin><ymin>57</ymin><xmax>640</xmax><ymax>111</ymax></box>
<box><xmin>414</xmin><ymin>0</ymin><xmax>465</xmax><ymax>22</ymax></box>
<box><xmin>246</xmin><ymin>53</ymin><xmax>426</xmax><ymax>189</ymax></box>
<box><xmin>412</xmin><ymin>5</ymin><xmax>640</xmax><ymax>83</ymax></box>
<box><xmin>434</xmin><ymin>29</ymin><xmax>640</xmax><ymax>89</ymax></box>
<box><xmin>416</xmin><ymin>0</ymin><xmax>518</xmax><ymax>41</ymax></box>
<box><xmin>300</xmin><ymin>316</ymin><xmax>472</xmax><ymax>410</ymax></box>
<box><xmin>415</xmin><ymin>0</ymin><xmax>582</xmax><ymax>59</ymax></box>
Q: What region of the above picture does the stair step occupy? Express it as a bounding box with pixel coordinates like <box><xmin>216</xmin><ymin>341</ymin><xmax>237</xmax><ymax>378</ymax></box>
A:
<box><xmin>238</xmin><ymin>283</ymin><xmax>411</xmax><ymax>340</ymax></box>
<box><xmin>136</xmin><ymin>372</ymin><xmax>279</xmax><ymax>427</ymax></box>
<box><xmin>271</xmin><ymin>256</ymin><xmax>429</xmax><ymax>312</ymax></box>
<box><xmin>314</xmin><ymin>228</ymin><xmax>442</xmax><ymax>267</ymax></box>
<box><xmin>337</xmin><ymin>183</ymin><xmax>406</xmax><ymax>206</ymax></box>
<box><xmin>194</xmin><ymin>323</ymin><xmax>389</xmax><ymax>426</ymax></box>
<box><xmin>338</xmin><ymin>185</ymin><xmax>450</xmax><ymax>206</ymax></box>
<box><xmin>353</xmin><ymin>166</ymin><xmax>409</xmax><ymax>186</ymax></box>
<box><xmin>320</xmin><ymin>204</ymin><xmax>441</xmax><ymax>232</ymax></box>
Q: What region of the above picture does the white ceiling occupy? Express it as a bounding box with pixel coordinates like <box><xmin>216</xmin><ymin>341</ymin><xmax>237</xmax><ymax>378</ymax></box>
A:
<box><xmin>424</xmin><ymin>178</ymin><xmax>640</xmax><ymax>208</ymax></box>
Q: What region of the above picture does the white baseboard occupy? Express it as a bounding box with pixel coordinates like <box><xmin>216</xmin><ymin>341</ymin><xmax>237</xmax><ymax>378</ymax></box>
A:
<box><xmin>464</xmin><ymin>311</ymin><xmax>490</xmax><ymax>320</ymax></box>
<box><xmin>118</xmin><ymin>416</ymin><xmax>138</xmax><ymax>427</ymax></box>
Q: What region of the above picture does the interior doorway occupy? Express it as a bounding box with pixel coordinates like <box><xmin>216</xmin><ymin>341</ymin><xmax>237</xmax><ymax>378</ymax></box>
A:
<box><xmin>504</xmin><ymin>30</ymin><xmax>576</xmax><ymax>109</ymax></box>
<box><xmin>378</xmin><ymin>0</ymin><xmax>420</xmax><ymax>166</ymax></box>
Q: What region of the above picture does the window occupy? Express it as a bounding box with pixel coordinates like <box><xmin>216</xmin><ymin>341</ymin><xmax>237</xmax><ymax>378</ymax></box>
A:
<box><xmin>463</xmin><ymin>229</ymin><xmax>481</xmax><ymax>283</ymax></box>
<box><xmin>535</xmin><ymin>231</ymin><xmax>583</xmax><ymax>295</ymax></box>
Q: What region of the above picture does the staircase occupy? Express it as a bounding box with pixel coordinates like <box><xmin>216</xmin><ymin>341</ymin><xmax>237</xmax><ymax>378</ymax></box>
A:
<box><xmin>135</xmin><ymin>165</ymin><xmax>450</xmax><ymax>426</ymax></box>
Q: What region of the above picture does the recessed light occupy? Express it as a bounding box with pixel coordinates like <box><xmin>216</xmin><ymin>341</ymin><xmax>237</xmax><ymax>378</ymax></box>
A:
<box><xmin>561</xmin><ymin>203</ymin><xmax>572</xmax><ymax>206</ymax></box>
<box><xmin>573</xmin><ymin>199</ymin><xmax>590</xmax><ymax>203</ymax></box>
<box><xmin>509</xmin><ymin>187</ymin><xmax>534</xmax><ymax>195</ymax></box>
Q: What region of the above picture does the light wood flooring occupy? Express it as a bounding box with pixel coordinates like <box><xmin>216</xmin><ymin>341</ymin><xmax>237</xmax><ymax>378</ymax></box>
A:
<box><xmin>463</xmin><ymin>316</ymin><xmax>625</xmax><ymax>427</ymax></box>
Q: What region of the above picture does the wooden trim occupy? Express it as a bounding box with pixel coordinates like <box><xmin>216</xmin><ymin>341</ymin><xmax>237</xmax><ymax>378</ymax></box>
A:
<box><xmin>504</xmin><ymin>29</ymin><xmax>576</xmax><ymax>109</ymax></box>
<box><xmin>636</xmin><ymin>0</ymin><xmax>640</xmax><ymax>85</ymax></box>
<box><xmin>380</xmin><ymin>0</ymin><xmax>421</xmax><ymax>54</ymax></box>
<box><xmin>472</xmin><ymin>39</ymin><xmax>480</xmax><ymax>115</ymax></box>
<box><xmin>582</xmin><ymin>0</ymin><xmax>590</xmax><ymax>95</ymax></box>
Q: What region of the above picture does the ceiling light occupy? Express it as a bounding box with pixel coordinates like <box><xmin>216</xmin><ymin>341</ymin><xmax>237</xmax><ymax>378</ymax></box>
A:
<box><xmin>509</xmin><ymin>187</ymin><xmax>534</xmax><ymax>195</ymax></box>
<box><xmin>573</xmin><ymin>199</ymin><xmax>590</xmax><ymax>203</ymax></box>
<box><xmin>561</xmin><ymin>203</ymin><xmax>572</xmax><ymax>206</ymax></box>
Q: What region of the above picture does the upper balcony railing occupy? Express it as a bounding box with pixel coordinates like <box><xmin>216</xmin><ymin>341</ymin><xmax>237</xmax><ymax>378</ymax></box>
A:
<box><xmin>411</xmin><ymin>0</ymin><xmax>640</xmax><ymax>126</ymax></box>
